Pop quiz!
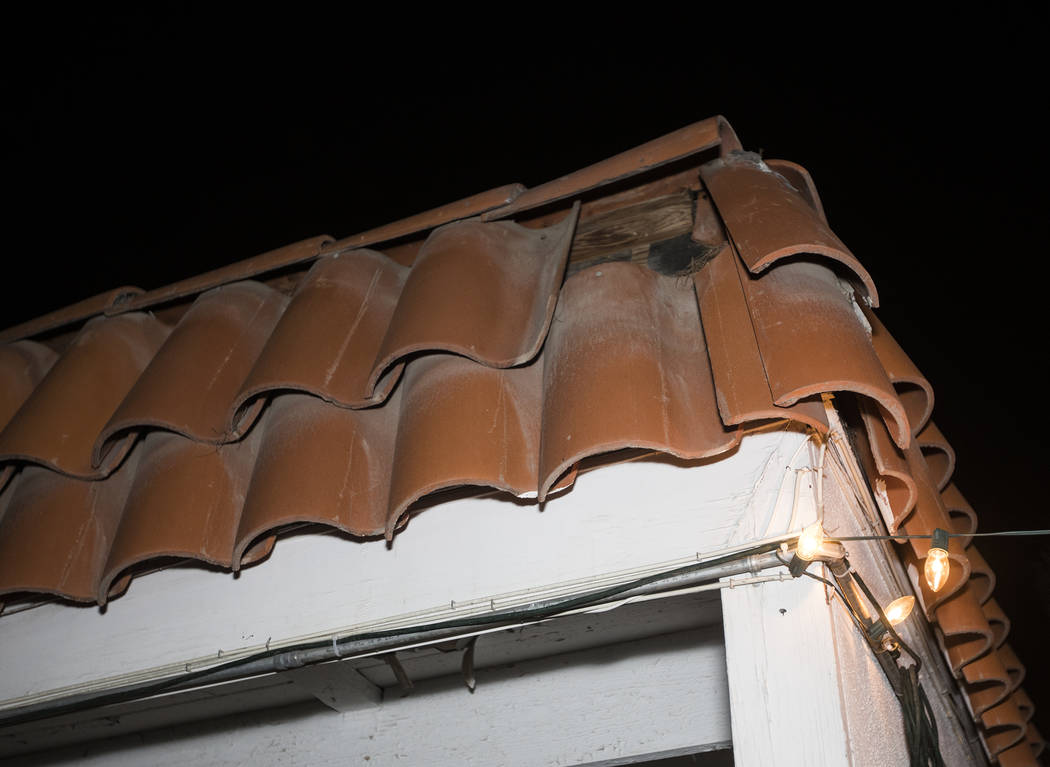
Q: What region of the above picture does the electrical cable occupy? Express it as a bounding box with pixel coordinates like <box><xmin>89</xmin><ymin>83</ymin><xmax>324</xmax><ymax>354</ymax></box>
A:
<box><xmin>0</xmin><ymin>539</ymin><xmax>785</xmax><ymax>728</ymax></box>
<box><xmin>830</xmin><ymin>529</ymin><xmax>1050</xmax><ymax>541</ymax></box>
<box><xmin>774</xmin><ymin>550</ymin><xmax>867</xmax><ymax>633</ymax></box>
<box><xmin>846</xmin><ymin>564</ymin><xmax>947</xmax><ymax>766</ymax></box>
<box><xmin>850</xmin><ymin>566</ymin><xmax>920</xmax><ymax>671</ymax></box>
<box><xmin>778</xmin><ymin>548</ymin><xmax>945</xmax><ymax>765</ymax></box>
<box><xmin>761</xmin><ymin>430</ymin><xmax>818</xmax><ymax>539</ymax></box>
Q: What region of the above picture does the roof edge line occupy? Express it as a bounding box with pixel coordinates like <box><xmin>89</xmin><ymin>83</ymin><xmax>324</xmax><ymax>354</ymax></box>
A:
<box><xmin>1</xmin><ymin>184</ymin><xmax>527</xmax><ymax>342</ymax></box>
<box><xmin>0</xmin><ymin>286</ymin><xmax>143</xmax><ymax>345</ymax></box>
<box><xmin>482</xmin><ymin>116</ymin><xmax>740</xmax><ymax>221</ymax></box>
<box><xmin>2</xmin><ymin>116</ymin><xmax>742</xmax><ymax>342</ymax></box>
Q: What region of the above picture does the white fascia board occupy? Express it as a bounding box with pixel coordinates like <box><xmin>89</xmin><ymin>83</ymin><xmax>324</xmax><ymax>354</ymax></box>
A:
<box><xmin>0</xmin><ymin>427</ymin><xmax>811</xmax><ymax>707</ymax></box>
<box><xmin>3</xmin><ymin>628</ymin><xmax>732</xmax><ymax>767</ymax></box>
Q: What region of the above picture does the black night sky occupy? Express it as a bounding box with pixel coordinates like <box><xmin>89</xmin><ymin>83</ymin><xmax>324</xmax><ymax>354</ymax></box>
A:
<box><xmin>4</xmin><ymin>8</ymin><xmax>1048</xmax><ymax>743</ymax></box>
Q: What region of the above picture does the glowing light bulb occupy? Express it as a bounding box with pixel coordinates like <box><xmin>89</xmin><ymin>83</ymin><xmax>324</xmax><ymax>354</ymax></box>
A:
<box><xmin>924</xmin><ymin>528</ymin><xmax>951</xmax><ymax>592</ymax></box>
<box><xmin>924</xmin><ymin>549</ymin><xmax>950</xmax><ymax>592</ymax></box>
<box><xmin>796</xmin><ymin>523</ymin><xmax>825</xmax><ymax>561</ymax></box>
<box><xmin>883</xmin><ymin>595</ymin><xmax>915</xmax><ymax>627</ymax></box>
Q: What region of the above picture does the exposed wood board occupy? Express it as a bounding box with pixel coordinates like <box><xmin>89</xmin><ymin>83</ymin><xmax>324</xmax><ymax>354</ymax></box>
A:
<box><xmin>720</xmin><ymin>570</ymin><xmax>851</xmax><ymax>767</ymax></box>
<box><xmin>6</xmin><ymin>628</ymin><xmax>732</xmax><ymax>767</ymax></box>
<box><xmin>518</xmin><ymin>166</ymin><xmax>700</xmax><ymax>232</ymax></box>
<box><xmin>568</xmin><ymin>192</ymin><xmax>694</xmax><ymax>265</ymax></box>
<box><xmin>0</xmin><ymin>429</ymin><xmax>808</xmax><ymax>707</ymax></box>
<box><xmin>567</xmin><ymin>243</ymin><xmax>650</xmax><ymax>276</ymax></box>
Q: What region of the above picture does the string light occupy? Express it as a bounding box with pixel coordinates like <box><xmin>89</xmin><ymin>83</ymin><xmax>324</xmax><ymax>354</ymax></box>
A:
<box><xmin>923</xmin><ymin>528</ymin><xmax>950</xmax><ymax>592</ymax></box>
<box><xmin>796</xmin><ymin>522</ymin><xmax>825</xmax><ymax>561</ymax></box>
<box><xmin>883</xmin><ymin>595</ymin><xmax>915</xmax><ymax>627</ymax></box>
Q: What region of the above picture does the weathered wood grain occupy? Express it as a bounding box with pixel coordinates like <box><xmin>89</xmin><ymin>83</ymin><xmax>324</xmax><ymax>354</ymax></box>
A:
<box><xmin>568</xmin><ymin>191</ymin><xmax>694</xmax><ymax>265</ymax></box>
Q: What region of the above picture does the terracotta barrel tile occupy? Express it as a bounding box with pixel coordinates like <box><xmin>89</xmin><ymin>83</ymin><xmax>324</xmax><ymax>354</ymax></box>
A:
<box><xmin>1027</xmin><ymin>723</ymin><xmax>1045</xmax><ymax>759</ymax></box>
<box><xmin>693</xmin><ymin>247</ymin><xmax>828</xmax><ymax>432</ymax></box>
<box><xmin>387</xmin><ymin>354</ymin><xmax>544</xmax><ymax>535</ymax></box>
<box><xmin>738</xmin><ymin>259</ymin><xmax>909</xmax><ymax>449</ymax></box>
<box><xmin>97</xmin><ymin>429</ymin><xmax>262</xmax><ymax>603</ymax></box>
<box><xmin>980</xmin><ymin>696</ymin><xmax>1027</xmax><ymax>757</ymax></box>
<box><xmin>934</xmin><ymin>581</ymin><xmax>994</xmax><ymax>672</ymax></box>
<box><xmin>857</xmin><ymin>399</ymin><xmax>917</xmax><ymax>533</ymax></box>
<box><xmin>998</xmin><ymin>644</ymin><xmax>1025</xmax><ymax>694</ymax></box>
<box><xmin>234</xmin><ymin>393</ymin><xmax>399</xmax><ymax>564</ymax></box>
<box><xmin>0</xmin><ymin>340</ymin><xmax>57</xmax><ymax>432</ymax></box>
<box><xmin>998</xmin><ymin>740</ymin><xmax>1040</xmax><ymax>767</ymax></box>
<box><xmin>896</xmin><ymin>441</ymin><xmax>972</xmax><ymax>614</ymax></box>
<box><xmin>539</xmin><ymin>262</ymin><xmax>740</xmax><ymax>500</ymax></box>
<box><xmin>983</xmin><ymin>599</ymin><xmax>1011</xmax><ymax>649</ymax></box>
<box><xmin>0</xmin><ymin>122</ymin><xmax>1036</xmax><ymax>751</ymax></box>
<box><xmin>367</xmin><ymin>208</ymin><xmax>578</xmax><ymax>394</ymax></box>
<box><xmin>234</xmin><ymin>252</ymin><xmax>408</xmax><ymax>418</ymax></box>
<box><xmin>916</xmin><ymin>421</ymin><xmax>955</xmax><ymax>491</ymax></box>
<box><xmin>0</xmin><ymin>313</ymin><xmax>169</xmax><ymax>478</ymax></box>
<box><xmin>700</xmin><ymin>151</ymin><xmax>878</xmax><ymax>305</ymax></box>
<box><xmin>1014</xmin><ymin>689</ymin><xmax>1035</xmax><ymax>723</ymax></box>
<box><xmin>690</xmin><ymin>191</ymin><xmax>727</xmax><ymax>250</ymax></box>
<box><xmin>97</xmin><ymin>283</ymin><xmax>288</xmax><ymax>456</ymax></box>
<box><xmin>900</xmin><ymin>435</ymin><xmax>946</xmax><ymax>538</ymax></box>
<box><xmin>967</xmin><ymin>544</ymin><xmax>997</xmax><ymax>605</ymax></box>
<box><xmin>763</xmin><ymin>159</ymin><xmax>828</xmax><ymax>223</ymax></box>
<box><xmin>0</xmin><ymin>342</ymin><xmax>57</xmax><ymax>497</ymax></box>
<box><xmin>864</xmin><ymin>308</ymin><xmax>935</xmax><ymax>437</ymax></box>
<box><xmin>0</xmin><ymin>461</ymin><xmax>138</xmax><ymax>602</ymax></box>
<box><xmin>962</xmin><ymin>652</ymin><xmax>1011</xmax><ymax>714</ymax></box>
<box><xmin>942</xmin><ymin>483</ymin><xmax>978</xmax><ymax>545</ymax></box>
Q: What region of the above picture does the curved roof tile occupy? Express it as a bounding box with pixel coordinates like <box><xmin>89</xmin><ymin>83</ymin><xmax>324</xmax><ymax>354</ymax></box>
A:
<box><xmin>740</xmin><ymin>258</ymin><xmax>909</xmax><ymax>448</ymax></box>
<box><xmin>0</xmin><ymin>313</ymin><xmax>169</xmax><ymax>478</ymax></box>
<box><xmin>0</xmin><ymin>341</ymin><xmax>56</xmax><ymax>432</ymax></box>
<box><xmin>0</xmin><ymin>123</ymin><xmax>1037</xmax><ymax>756</ymax></box>
<box><xmin>916</xmin><ymin>421</ymin><xmax>955</xmax><ymax>492</ymax></box>
<box><xmin>367</xmin><ymin>207</ymin><xmax>578</xmax><ymax>392</ymax></box>
<box><xmin>699</xmin><ymin>151</ymin><xmax>879</xmax><ymax>305</ymax></box>
<box><xmin>232</xmin><ymin>250</ymin><xmax>408</xmax><ymax>415</ymax></box>
<box><xmin>98</xmin><ymin>282</ymin><xmax>289</xmax><ymax>452</ymax></box>
<box><xmin>865</xmin><ymin>307</ymin><xmax>935</xmax><ymax>438</ymax></box>
<box><xmin>692</xmin><ymin>247</ymin><xmax>829</xmax><ymax>432</ymax></box>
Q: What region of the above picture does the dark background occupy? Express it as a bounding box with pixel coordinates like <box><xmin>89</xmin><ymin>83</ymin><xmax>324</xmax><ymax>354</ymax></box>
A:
<box><xmin>4</xmin><ymin>8</ymin><xmax>1047</xmax><ymax>742</ymax></box>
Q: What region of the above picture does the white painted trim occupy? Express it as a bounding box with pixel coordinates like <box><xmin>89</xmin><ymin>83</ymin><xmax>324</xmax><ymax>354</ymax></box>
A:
<box><xmin>0</xmin><ymin>590</ymin><xmax>725</xmax><ymax>759</ymax></box>
<box><xmin>721</xmin><ymin>568</ymin><xmax>852</xmax><ymax>767</ymax></box>
<box><xmin>5</xmin><ymin>629</ymin><xmax>732</xmax><ymax>767</ymax></box>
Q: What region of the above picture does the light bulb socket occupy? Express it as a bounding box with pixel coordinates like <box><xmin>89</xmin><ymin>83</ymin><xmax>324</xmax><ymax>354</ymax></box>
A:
<box><xmin>788</xmin><ymin>553</ymin><xmax>810</xmax><ymax>578</ymax></box>
<box><xmin>867</xmin><ymin>619</ymin><xmax>889</xmax><ymax>642</ymax></box>
<box><xmin>930</xmin><ymin>528</ymin><xmax>949</xmax><ymax>552</ymax></box>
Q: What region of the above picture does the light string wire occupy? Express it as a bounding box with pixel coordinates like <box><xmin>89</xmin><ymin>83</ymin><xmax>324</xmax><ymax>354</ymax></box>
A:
<box><xmin>830</xmin><ymin>530</ymin><xmax>1050</xmax><ymax>541</ymax></box>
<box><xmin>0</xmin><ymin>539</ymin><xmax>786</xmax><ymax>728</ymax></box>
<box><xmin>776</xmin><ymin>426</ymin><xmax>946</xmax><ymax>765</ymax></box>
<box><xmin>835</xmin><ymin>559</ymin><xmax>945</xmax><ymax>766</ymax></box>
